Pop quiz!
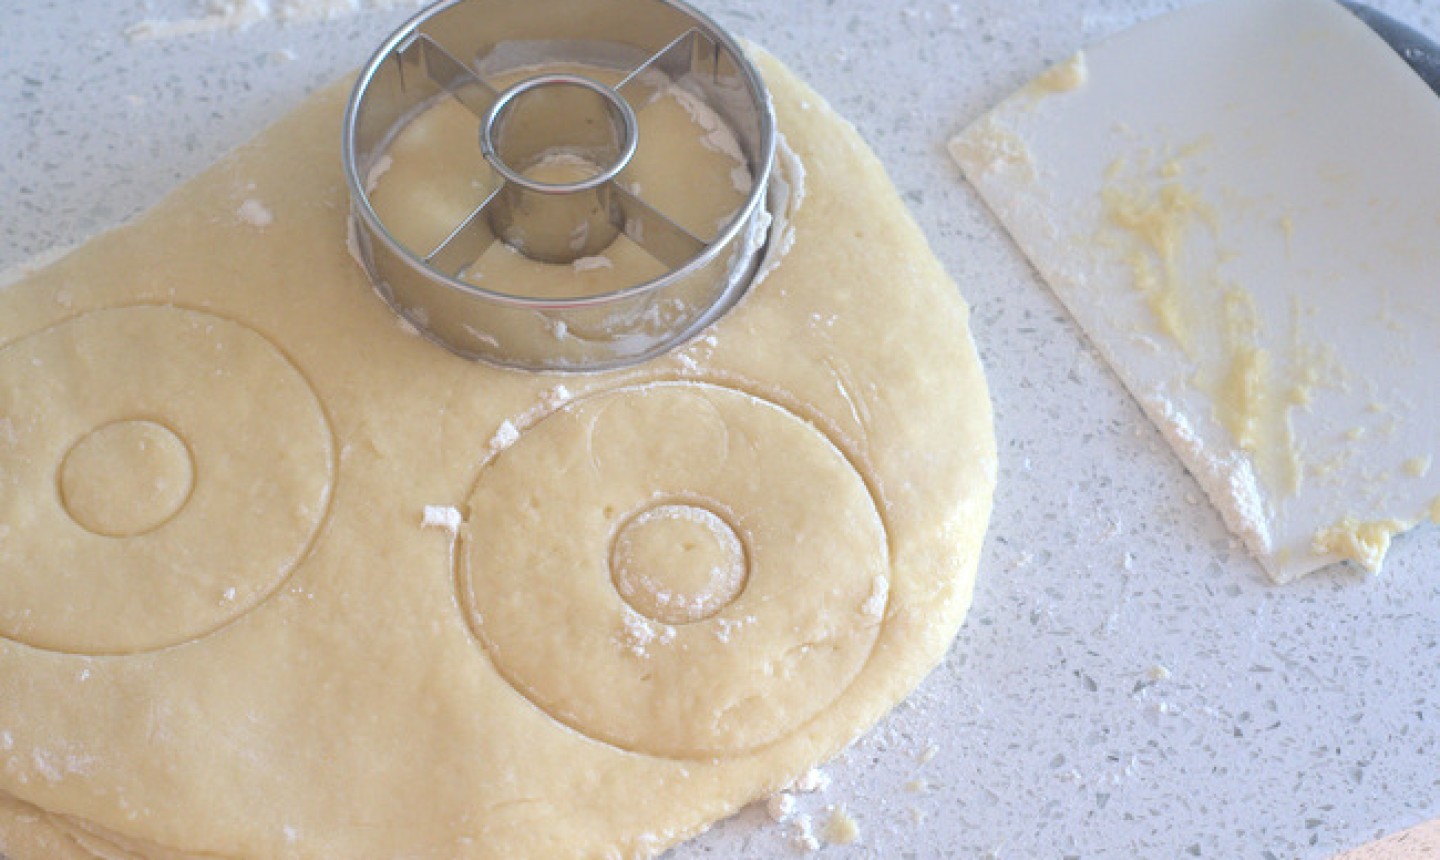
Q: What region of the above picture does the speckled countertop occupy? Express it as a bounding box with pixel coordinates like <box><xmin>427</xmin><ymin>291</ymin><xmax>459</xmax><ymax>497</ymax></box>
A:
<box><xmin>2</xmin><ymin>1</ymin><xmax>1438</xmax><ymax>857</ymax></box>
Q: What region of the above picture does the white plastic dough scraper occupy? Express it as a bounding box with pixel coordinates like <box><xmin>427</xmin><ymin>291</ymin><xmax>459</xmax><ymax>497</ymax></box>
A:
<box><xmin>955</xmin><ymin>0</ymin><xmax>1440</xmax><ymax>583</ymax></box>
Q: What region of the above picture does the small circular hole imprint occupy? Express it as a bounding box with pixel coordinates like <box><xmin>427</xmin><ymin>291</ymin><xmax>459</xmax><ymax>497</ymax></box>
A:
<box><xmin>59</xmin><ymin>420</ymin><xmax>195</xmax><ymax>538</ymax></box>
<box><xmin>610</xmin><ymin>503</ymin><xmax>748</xmax><ymax>625</ymax></box>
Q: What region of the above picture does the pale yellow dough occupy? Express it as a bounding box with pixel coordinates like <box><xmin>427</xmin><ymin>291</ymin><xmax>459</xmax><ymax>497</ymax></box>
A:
<box><xmin>0</xmin><ymin>50</ymin><xmax>994</xmax><ymax>859</ymax></box>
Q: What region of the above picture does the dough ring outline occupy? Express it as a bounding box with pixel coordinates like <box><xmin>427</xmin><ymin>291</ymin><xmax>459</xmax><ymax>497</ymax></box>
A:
<box><xmin>459</xmin><ymin>381</ymin><xmax>890</xmax><ymax>759</ymax></box>
<box><xmin>0</xmin><ymin>306</ymin><xmax>335</xmax><ymax>655</ymax></box>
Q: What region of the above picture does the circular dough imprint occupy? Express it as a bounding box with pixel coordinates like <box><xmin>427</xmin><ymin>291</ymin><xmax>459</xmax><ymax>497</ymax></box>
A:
<box><xmin>460</xmin><ymin>381</ymin><xmax>889</xmax><ymax>759</ymax></box>
<box><xmin>610</xmin><ymin>502</ymin><xmax>748</xmax><ymax>625</ymax></box>
<box><xmin>59</xmin><ymin>419</ymin><xmax>195</xmax><ymax>537</ymax></box>
<box><xmin>0</xmin><ymin>306</ymin><xmax>334</xmax><ymax>654</ymax></box>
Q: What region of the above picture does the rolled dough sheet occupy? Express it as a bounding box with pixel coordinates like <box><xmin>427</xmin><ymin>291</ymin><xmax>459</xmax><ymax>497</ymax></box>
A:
<box><xmin>0</xmin><ymin>49</ymin><xmax>994</xmax><ymax>859</ymax></box>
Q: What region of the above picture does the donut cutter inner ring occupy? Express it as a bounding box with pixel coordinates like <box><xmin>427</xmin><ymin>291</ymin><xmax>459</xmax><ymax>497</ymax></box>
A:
<box><xmin>343</xmin><ymin>0</ymin><xmax>776</xmax><ymax>371</ymax></box>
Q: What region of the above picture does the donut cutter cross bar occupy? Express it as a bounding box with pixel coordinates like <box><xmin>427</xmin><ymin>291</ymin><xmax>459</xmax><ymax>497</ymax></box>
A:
<box><xmin>343</xmin><ymin>0</ymin><xmax>776</xmax><ymax>371</ymax></box>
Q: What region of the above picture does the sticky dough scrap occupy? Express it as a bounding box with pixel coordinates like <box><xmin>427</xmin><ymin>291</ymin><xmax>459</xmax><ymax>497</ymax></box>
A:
<box><xmin>0</xmin><ymin>49</ymin><xmax>994</xmax><ymax>859</ymax></box>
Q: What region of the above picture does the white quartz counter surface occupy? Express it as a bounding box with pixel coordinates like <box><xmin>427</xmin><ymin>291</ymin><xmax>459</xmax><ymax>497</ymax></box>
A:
<box><xmin>2</xmin><ymin>1</ymin><xmax>1437</xmax><ymax>857</ymax></box>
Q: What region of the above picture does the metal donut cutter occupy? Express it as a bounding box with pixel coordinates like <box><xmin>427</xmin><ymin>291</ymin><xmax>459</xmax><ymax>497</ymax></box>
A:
<box><xmin>343</xmin><ymin>0</ymin><xmax>776</xmax><ymax>371</ymax></box>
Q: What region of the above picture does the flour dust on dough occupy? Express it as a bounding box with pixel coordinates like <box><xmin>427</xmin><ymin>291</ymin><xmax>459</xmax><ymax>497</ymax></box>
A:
<box><xmin>0</xmin><ymin>49</ymin><xmax>994</xmax><ymax>859</ymax></box>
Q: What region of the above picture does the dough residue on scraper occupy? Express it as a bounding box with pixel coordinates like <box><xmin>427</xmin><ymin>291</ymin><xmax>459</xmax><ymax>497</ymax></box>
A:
<box><xmin>947</xmin><ymin>116</ymin><xmax>1036</xmax><ymax>183</ymax></box>
<box><xmin>1098</xmin><ymin>148</ymin><xmax>1310</xmax><ymax>504</ymax></box>
<box><xmin>1095</xmin><ymin>146</ymin><xmax>1432</xmax><ymax>577</ymax></box>
<box><xmin>1312</xmin><ymin>516</ymin><xmax>1408</xmax><ymax>573</ymax></box>
<box><xmin>1025</xmin><ymin>51</ymin><xmax>1089</xmax><ymax>98</ymax></box>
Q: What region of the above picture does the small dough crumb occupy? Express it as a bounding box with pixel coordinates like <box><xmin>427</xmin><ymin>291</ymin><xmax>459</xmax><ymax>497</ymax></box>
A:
<box><xmin>1313</xmin><ymin>516</ymin><xmax>1408</xmax><ymax>573</ymax></box>
<box><xmin>1404</xmin><ymin>455</ymin><xmax>1432</xmax><ymax>478</ymax></box>
<box><xmin>823</xmin><ymin>806</ymin><xmax>861</xmax><ymax>845</ymax></box>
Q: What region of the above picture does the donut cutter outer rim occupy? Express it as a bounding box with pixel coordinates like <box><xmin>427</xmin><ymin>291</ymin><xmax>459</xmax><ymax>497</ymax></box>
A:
<box><xmin>341</xmin><ymin>0</ymin><xmax>777</xmax><ymax>372</ymax></box>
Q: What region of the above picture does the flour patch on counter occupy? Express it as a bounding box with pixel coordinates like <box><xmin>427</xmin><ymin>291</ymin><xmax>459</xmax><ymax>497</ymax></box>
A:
<box><xmin>127</xmin><ymin>0</ymin><xmax>432</xmax><ymax>41</ymax></box>
<box><xmin>1138</xmin><ymin>391</ymin><xmax>1273</xmax><ymax>572</ymax></box>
